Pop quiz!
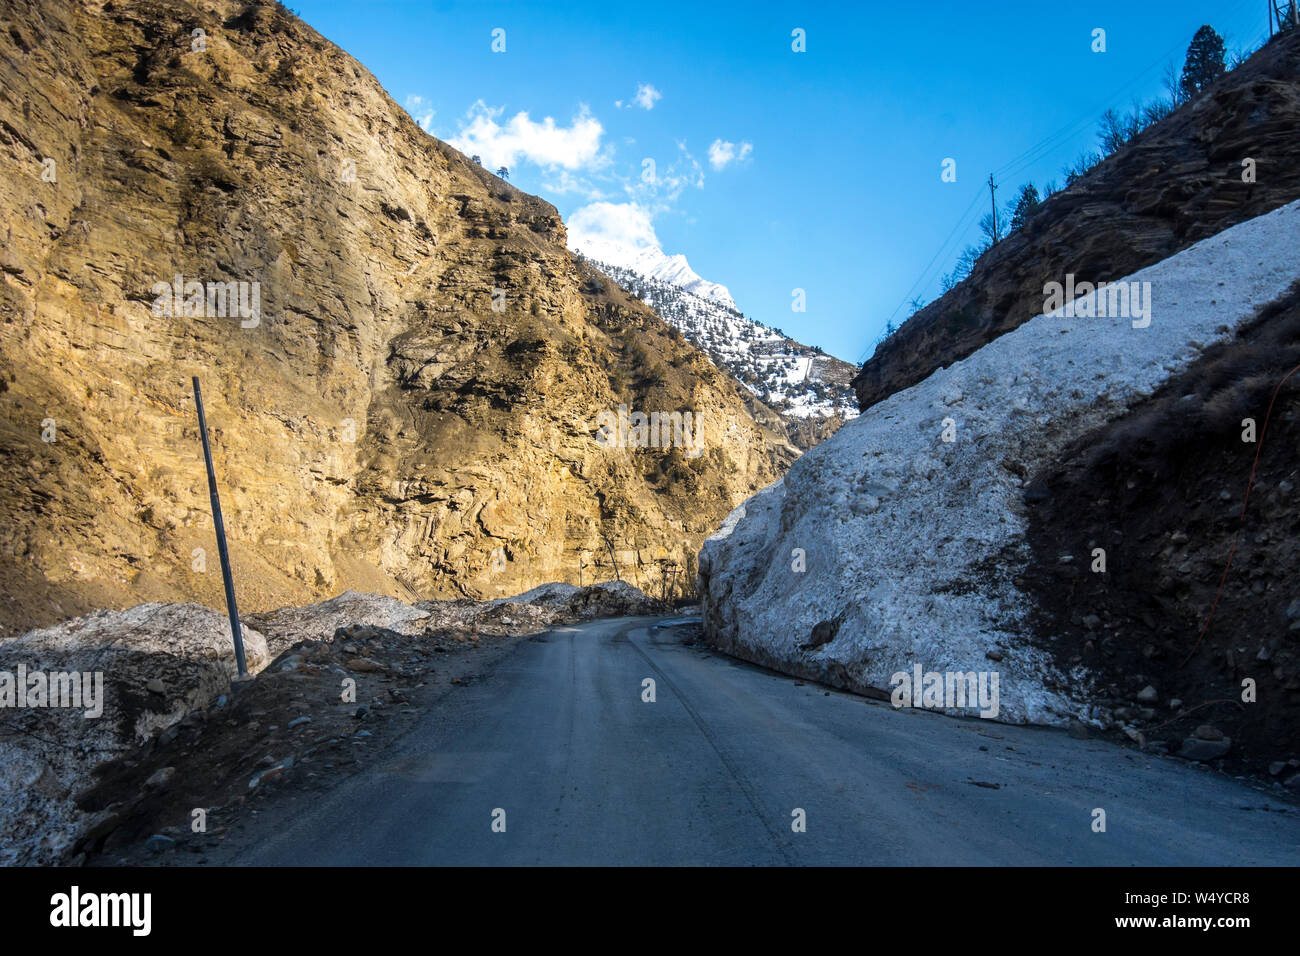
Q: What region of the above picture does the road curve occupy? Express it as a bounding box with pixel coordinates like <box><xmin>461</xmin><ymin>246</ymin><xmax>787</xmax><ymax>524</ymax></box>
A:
<box><xmin>235</xmin><ymin>615</ymin><xmax>1299</xmax><ymax>866</ymax></box>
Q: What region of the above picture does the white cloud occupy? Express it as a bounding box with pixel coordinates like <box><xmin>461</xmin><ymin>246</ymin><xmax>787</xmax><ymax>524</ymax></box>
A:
<box><xmin>625</xmin><ymin>141</ymin><xmax>703</xmax><ymax>203</ymax></box>
<box><xmin>707</xmin><ymin>138</ymin><xmax>753</xmax><ymax>170</ymax></box>
<box><xmin>448</xmin><ymin>100</ymin><xmax>605</xmax><ymax>172</ymax></box>
<box><xmin>566</xmin><ymin>201</ymin><xmax>737</xmax><ymax>308</ymax></box>
<box><xmin>567</xmin><ymin>201</ymin><xmax>661</xmax><ymax>255</ymax></box>
<box><xmin>632</xmin><ymin>83</ymin><xmax>662</xmax><ymax>110</ymax></box>
<box><xmin>541</xmin><ymin>169</ymin><xmax>609</xmax><ymax>201</ymax></box>
<box><xmin>404</xmin><ymin>94</ymin><xmax>435</xmax><ymax>133</ymax></box>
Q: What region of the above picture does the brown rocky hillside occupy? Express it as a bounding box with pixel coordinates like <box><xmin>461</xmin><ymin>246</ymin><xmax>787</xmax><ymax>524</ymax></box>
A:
<box><xmin>854</xmin><ymin>27</ymin><xmax>1300</xmax><ymax>411</ymax></box>
<box><xmin>0</xmin><ymin>0</ymin><xmax>794</xmax><ymax>637</ymax></box>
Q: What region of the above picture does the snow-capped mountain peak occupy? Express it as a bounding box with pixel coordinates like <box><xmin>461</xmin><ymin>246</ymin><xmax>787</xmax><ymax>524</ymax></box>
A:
<box><xmin>572</xmin><ymin>239</ymin><xmax>736</xmax><ymax>310</ymax></box>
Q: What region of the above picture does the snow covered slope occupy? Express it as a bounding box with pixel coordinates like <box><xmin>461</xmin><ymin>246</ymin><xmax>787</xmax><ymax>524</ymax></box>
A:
<box><xmin>699</xmin><ymin>200</ymin><xmax>1300</xmax><ymax>725</ymax></box>
<box><xmin>578</xmin><ymin>254</ymin><xmax>859</xmax><ymax>421</ymax></box>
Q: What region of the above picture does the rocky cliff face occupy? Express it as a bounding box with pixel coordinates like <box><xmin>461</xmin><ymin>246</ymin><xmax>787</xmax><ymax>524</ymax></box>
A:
<box><xmin>854</xmin><ymin>28</ymin><xmax>1300</xmax><ymax>412</ymax></box>
<box><xmin>0</xmin><ymin>0</ymin><xmax>793</xmax><ymax>636</ymax></box>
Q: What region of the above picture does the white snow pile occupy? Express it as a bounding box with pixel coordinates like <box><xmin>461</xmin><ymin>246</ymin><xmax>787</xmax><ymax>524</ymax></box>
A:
<box><xmin>248</xmin><ymin>582</ymin><xmax>670</xmax><ymax>649</ymax></box>
<box><xmin>420</xmin><ymin>580</ymin><xmax>669</xmax><ymax>628</ymax></box>
<box><xmin>699</xmin><ymin>200</ymin><xmax>1300</xmax><ymax>725</ymax></box>
<box><xmin>0</xmin><ymin>603</ymin><xmax>270</xmax><ymax>865</ymax></box>
<box><xmin>496</xmin><ymin>582</ymin><xmax>582</xmax><ymax>607</ymax></box>
<box><xmin>246</xmin><ymin>590</ymin><xmax>431</xmax><ymax>654</ymax></box>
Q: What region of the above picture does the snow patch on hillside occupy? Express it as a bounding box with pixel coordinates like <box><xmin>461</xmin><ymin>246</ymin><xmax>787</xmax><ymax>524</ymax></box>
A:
<box><xmin>581</xmin><ymin>255</ymin><xmax>859</xmax><ymax>420</ymax></box>
<box><xmin>699</xmin><ymin>200</ymin><xmax>1300</xmax><ymax>724</ymax></box>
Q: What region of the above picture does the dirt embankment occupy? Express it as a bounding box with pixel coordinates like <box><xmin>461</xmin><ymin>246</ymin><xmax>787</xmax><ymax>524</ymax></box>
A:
<box><xmin>1022</xmin><ymin>284</ymin><xmax>1300</xmax><ymax>784</ymax></box>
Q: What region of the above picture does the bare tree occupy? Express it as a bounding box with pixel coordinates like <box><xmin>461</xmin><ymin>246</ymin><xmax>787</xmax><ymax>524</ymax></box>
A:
<box><xmin>1162</xmin><ymin>61</ymin><xmax>1189</xmax><ymax>109</ymax></box>
<box><xmin>978</xmin><ymin>211</ymin><xmax>1001</xmax><ymax>246</ymax></box>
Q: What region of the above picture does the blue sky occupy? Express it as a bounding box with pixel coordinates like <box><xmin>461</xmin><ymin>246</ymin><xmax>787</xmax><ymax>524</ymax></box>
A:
<box><xmin>290</xmin><ymin>0</ymin><xmax>1271</xmax><ymax>364</ymax></box>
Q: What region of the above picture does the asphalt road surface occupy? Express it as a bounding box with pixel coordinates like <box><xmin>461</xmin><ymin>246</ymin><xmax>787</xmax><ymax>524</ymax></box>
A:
<box><xmin>236</xmin><ymin>615</ymin><xmax>1300</xmax><ymax>865</ymax></box>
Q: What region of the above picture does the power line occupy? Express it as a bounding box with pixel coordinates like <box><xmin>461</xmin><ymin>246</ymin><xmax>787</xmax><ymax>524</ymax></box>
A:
<box><xmin>868</xmin><ymin>0</ymin><xmax>1267</xmax><ymax>359</ymax></box>
<box><xmin>993</xmin><ymin>0</ymin><xmax>1260</xmax><ymax>183</ymax></box>
<box><xmin>864</xmin><ymin>185</ymin><xmax>985</xmax><ymax>361</ymax></box>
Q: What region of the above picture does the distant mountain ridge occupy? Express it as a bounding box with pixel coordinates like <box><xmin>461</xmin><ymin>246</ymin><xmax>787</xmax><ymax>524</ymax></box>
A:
<box><xmin>575</xmin><ymin>254</ymin><xmax>859</xmax><ymax>423</ymax></box>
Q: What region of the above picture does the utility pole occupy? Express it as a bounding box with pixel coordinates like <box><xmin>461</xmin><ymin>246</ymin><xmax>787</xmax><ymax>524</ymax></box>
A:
<box><xmin>1272</xmin><ymin>0</ymin><xmax>1300</xmax><ymax>34</ymax></box>
<box><xmin>192</xmin><ymin>377</ymin><xmax>248</xmax><ymax>677</ymax></box>
<box><xmin>988</xmin><ymin>174</ymin><xmax>1000</xmax><ymax>245</ymax></box>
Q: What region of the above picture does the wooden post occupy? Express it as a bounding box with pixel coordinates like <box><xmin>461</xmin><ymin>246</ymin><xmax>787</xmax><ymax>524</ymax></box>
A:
<box><xmin>988</xmin><ymin>174</ymin><xmax>1000</xmax><ymax>245</ymax></box>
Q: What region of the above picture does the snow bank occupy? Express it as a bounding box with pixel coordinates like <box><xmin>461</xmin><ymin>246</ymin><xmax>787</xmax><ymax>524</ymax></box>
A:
<box><xmin>250</xmin><ymin>581</ymin><xmax>669</xmax><ymax>649</ymax></box>
<box><xmin>699</xmin><ymin>200</ymin><xmax>1300</xmax><ymax>724</ymax></box>
<box><xmin>0</xmin><ymin>604</ymin><xmax>270</xmax><ymax>865</ymax></box>
<box><xmin>247</xmin><ymin>590</ymin><xmax>431</xmax><ymax>654</ymax></box>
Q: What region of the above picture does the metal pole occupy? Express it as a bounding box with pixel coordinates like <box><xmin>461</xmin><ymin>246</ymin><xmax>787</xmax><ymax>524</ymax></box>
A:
<box><xmin>192</xmin><ymin>377</ymin><xmax>248</xmax><ymax>677</ymax></box>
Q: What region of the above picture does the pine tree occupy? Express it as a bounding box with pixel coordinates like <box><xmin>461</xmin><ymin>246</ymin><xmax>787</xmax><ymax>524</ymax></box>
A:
<box><xmin>1180</xmin><ymin>25</ymin><xmax>1226</xmax><ymax>99</ymax></box>
<box><xmin>1009</xmin><ymin>184</ymin><xmax>1041</xmax><ymax>231</ymax></box>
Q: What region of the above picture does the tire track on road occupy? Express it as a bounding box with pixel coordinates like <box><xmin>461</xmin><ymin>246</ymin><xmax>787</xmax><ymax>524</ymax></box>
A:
<box><xmin>622</xmin><ymin>623</ymin><xmax>797</xmax><ymax>865</ymax></box>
